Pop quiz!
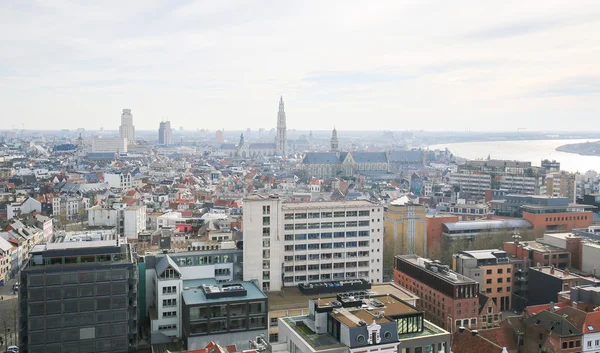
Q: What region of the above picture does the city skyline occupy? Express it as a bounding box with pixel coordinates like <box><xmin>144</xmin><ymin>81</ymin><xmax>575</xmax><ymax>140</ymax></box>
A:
<box><xmin>1</xmin><ymin>1</ymin><xmax>600</xmax><ymax>131</ymax></box>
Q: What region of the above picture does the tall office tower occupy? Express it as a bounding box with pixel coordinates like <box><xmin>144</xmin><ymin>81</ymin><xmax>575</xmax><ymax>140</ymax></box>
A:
<box><xmin>119</xmin><ymin>108</ymin><xmax>135</xmax><ymax>142</ymax></box>
<box><xmin>330</xmin><ymin>127</ymin><xmax>339</xmax><ymax>152</ymax></box>
<box><xmin>275</xmin><ymin>96</ymin><xmax>287</xmax><ymax>155</ymax></box>
<box><xmin>158</xmin><ymin>121</ymin><xmax>172</xmax><ymax>145</ymax></box>
<box><xmin>19</xmin><ymin>234</ymin><xmax>138</xmax><ymax>352</ymax></box>
<box><xmin>243</xmin><ymin>194</ymin><xmax>384</xmax><ymax>292</ymax></box>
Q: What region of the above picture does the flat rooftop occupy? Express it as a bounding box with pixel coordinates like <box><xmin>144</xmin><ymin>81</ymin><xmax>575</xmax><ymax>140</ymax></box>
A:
<box><xmin>400</xmin><ymin>254</ymin><xmax>476</xmax><ymax>284</ymax></box>
<box><xmin>267</xmin><ymin>282</ymin><xmax>419</xmax><ymax>312</ymax></box>
<box><xmin>181</xmin><ymin>278</ymin><xmax>266</xmax><ymax>306</ymax></box>
<box><xmin>318</xmin><ymin>294</ymin><xmax>420</xmax><ymax>328</ymax></box>
<box><xmin>529</xmin><ymin>266</ymin><xmax>593</xmax><ymax>281</ymax></box>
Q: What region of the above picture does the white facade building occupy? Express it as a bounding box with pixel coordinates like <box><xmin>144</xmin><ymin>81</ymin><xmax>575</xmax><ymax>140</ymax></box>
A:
<box><xmin>243</xmin><ymin>195</ymin><xmax>384</xmax><ymax>292</ymax></box>
<box><xmin>87</xmin><ymin>205</ymin><xmax>146</xmax><ymax>239</ymax></box>
<box><xmin>7</xmin><ymin>197</ymin><xmax>42</xmax><ymax>219</ymax></box>
<box><xmin>92</xmin><ymin>137</ymin><xmax>128</xmax><ymax>153</ymax></box>
<box><xmin>123</xmin><ymin>205</ymin><xmax>147</xmax><ymax>239</ymax></box>
<box><xmin>53</xmin><ymin>196</ymin><xmax>90</xmax><ymax>221</ymax></box>
<box><xmin>448</xmin><ymin>172</ymin><xmax>492</xmax><ymax>201</ymax></box>
<box><xmin>119</xmin><ymin>108</ymin><xmax>135</xmax><ymax>142</ymax></box>
<box><xmin>583</xmin><ymin>330</ymin><xmax>600</xmax><ymax>353</ymax></box>
<box><xmin>104</xmin><ymin>172</ymin><xmax>133</xmax><ymax>189</ymax></box>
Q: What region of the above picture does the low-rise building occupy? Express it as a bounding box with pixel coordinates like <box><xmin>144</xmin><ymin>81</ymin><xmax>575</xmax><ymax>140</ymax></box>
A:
<box><xmin>275</xmin><ymin>290</ymin><xmax>451</xmax><ymax>353</ymax></box>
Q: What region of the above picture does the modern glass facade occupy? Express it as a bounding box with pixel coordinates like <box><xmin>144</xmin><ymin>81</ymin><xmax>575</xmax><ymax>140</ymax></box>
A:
<box><xmin>19</xmin><ymin>243</ymin><xmax>138</xmax><ymax>353</ymax></box>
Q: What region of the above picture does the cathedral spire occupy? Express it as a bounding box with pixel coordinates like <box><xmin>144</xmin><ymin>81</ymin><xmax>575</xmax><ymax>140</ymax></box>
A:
<box><xmin>275</xmin><ymin>96</ymin><xmax>287</xmax><ymax>156</ymax></box>
<box><xmin>331</xmin><ymin>127</ymin><xmax>339</xmax><ymax>152</ymax></box>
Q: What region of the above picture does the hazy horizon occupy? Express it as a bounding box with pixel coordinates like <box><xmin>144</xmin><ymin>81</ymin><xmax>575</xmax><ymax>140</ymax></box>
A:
<box><xmin>2</xmin><ymin>1</ymin><xmax>600</xmax><ymax>131</ymax></box>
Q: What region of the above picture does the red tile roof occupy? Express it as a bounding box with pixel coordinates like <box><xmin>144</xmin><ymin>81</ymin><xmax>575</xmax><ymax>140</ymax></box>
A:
<box><xmin>452</xmin><ymin>329</ymin><xmax>505</xmax><ymax>353</ymax></box>
<box><xmin>584</xmin><ymin>311</ymin><xmax>600</xmax><ymax>333</ymax></box>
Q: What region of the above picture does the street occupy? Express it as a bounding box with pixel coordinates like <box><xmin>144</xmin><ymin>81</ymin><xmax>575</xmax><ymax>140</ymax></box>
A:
<box><xmin>0</xmin><ymin>298</ymin><xmax>18</xmax><ymax>350</ymax></box>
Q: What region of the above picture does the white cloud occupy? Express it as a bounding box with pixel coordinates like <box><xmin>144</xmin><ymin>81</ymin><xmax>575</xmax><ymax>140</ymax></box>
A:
<box><xmin>1</xmin><ymin>0</ymin><xmax>600</xmax><ymax>131</ymax></box>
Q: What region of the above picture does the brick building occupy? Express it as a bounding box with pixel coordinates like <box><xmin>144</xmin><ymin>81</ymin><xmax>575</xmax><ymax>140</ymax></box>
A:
<box><xmin>426</xmin><ymin>214</ymin><xmax>458</xmax><ymax>259</ymax></box>
<box><xmin>453</xmin><ymin>250</ymin><xmax>514</xmax><ymax>311</ymax></box>
<box><xmin>394</xmin><ymin>255</ymin><xmax>480</xmax><ymax>332</ymax></box>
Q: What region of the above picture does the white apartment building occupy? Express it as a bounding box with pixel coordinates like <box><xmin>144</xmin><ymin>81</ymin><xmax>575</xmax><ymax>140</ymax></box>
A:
<box><xmin>448</xmin><ymin>172</ymin><xmax>492</xmax><ymax>201</ymax></box>
<box><xmin>7</xmin><ymin>197</ymin><xmax>42</xmax><ymax>219</ymax></box>
<box><xmin>123</xmin><ymin>205</ymin><xmax>147</xmax><ymax>239</ymax></box>
<box><xmin>144</xmin><ymin>250</ymin><xmax>242</xmax><ymax>340</ymax></box>
<box><xmin>243</xmin><ymin>195</ymin><xmax>384</xmax><ymax>292</ymax></box>
<box><xmin>104</xmin><ymin>172</ymin><xmax>134</xmax><ymax>189</ymax></box>
<box><xmin>88</xmin><ymin>205</ymin><xmax>146</xmax><ymax>239</ymax></box>
<box><xmin>92</xmin><ymin>137</ymin><xmax>128</xmax><ymax>153</ymax></box>
<box><xmin>499</xmin><ymin>175</ymin><xmax>545</xmax><ymax>195</ymax></box>
<box><xmin>53</xmin><ymin>196</ymin><xmax>90</xmax><ymax>221</ymax></box>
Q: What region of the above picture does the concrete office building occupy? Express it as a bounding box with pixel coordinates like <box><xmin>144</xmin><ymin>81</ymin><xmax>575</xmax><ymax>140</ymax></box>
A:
<box><xmin>91</xmin><ymin>137</ymin><xmax>128</xmax><ymax>153</ymax></box>
<box><xmin>453</xmin><ymin>250</ymin><xmax>513</xmax><ymax>311</ymax></box>
<box><xmin>394</xmin><ymin>255</ymin><xmax>480</xmax><ymax>332</ymax></box>
<box><xmin>448</xmin><ymin>172</ymin><xmax>492</xmax><ymax>201</ymax></box>
<box><xmin>158</xmin><ymin>121</ymin><xmax>173</xmax><ymax>146</ymax></box>
<box><xmin>274</xmin><ymin>290</ymin><xmax>451</xmax><ymax>353</ymax></box>
<box><xmin>243</xmin><ymin>195</ymin><xmax>384</xmax><ymax>292</ymax></box>
<box><xmin>119</xmin><ymin>109</ymin><xmax>135</xmax><ymax>142</ymax></box>
<box><xmin>19</xmin><ymin>235</ymin><xmax>138</xmax><ymax>353</ymax></box>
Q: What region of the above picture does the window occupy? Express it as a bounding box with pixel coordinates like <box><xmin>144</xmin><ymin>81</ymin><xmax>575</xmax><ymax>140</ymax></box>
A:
<box><xmin>359</xmin><ymin>210</ymin><xmax>369</xmax><ymax>216</ymax></box>
<box><xmin>486</xmin><ymin>279</ymin><xmax>492</xmax><ymax>284</ymax></box>
<box><xmin>263</xmin><ymin>205</ymin><xmax>270</xmax><ymax>215</ymax></box>
<box><xmin>486</xmin><ymin>269</ymin><xmax>492</xmax><ymax>274</ymax></box>
<box><xmin>497</xmin><ymin>269</ymin><xmax>503</xmax><ymax>274</ymax></box>
<box><xmin>162</xmin><ymin>311</ymin><xmax>177</xmax><ymax>318</ymax></box>
<box><xmin>497</xmin><ymin>278</ymin><xmax>503</xmax><ymax>283</ymax></box>
<box><xmin>263</xmin><ymin>217</ymin><xmax>270</xmax><ymax>226</ymax></box>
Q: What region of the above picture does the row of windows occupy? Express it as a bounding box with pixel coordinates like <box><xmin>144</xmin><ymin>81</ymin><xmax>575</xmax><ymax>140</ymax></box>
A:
<box><xmin>189</xmin><ymin>316</ymin><xmax>267</xmax><ymax>335</ymax></box>
<box><xmin>28</xmin><ymin>326</ymin><xmax>127</xmax><ymax>345</ymax></box>
<box><xmin>485</xmin><ymin>268</ymin><xmax>510</xmax><ymax>274</ymax></box>
<box><xmin>285</xmin><ymin>242</ymin><xmax>370</xmax><ymax>251</ymax></box>
<box><xmin>284</xmin><ymin>262</ymin><xmax>370</xmax><ymax>271</ymax></box>
<box><xmin>28</xmin><ymin>311</ymin><xmax>128</xmax><ymax>331</ymax></box>
<box><xmin>284</xmin><ymin>251</ymin><xmax>371</xmax><ymax>261</ymax></box>
<box><xmin>28</xmin><ymin>283</ymin><xmax>128</xmax><ymax>301</ymax></box>
<box><xmin>28</xmin><ymin>269</ymin><xmax>129</xmax><ymax>287</ymax></box>
<box><xmin>29</xmin><ymin>296</ymin><xmax>129</xmax><ymax>316</ymax></box>
<box><xmin>283</xmin><ymin>271</ymin><xmax>369</xmax><ymax>282</ymax></box>
<box><xmin>189</xmin><ymin>302</ymin><xmax>266</xmax><ymax>320</ymax></box>
<box><xmin>545</xmin><ymin>215</ymin><xmax>587</xmax><ymax>222</ymax></box>
<box><xmin>284</xmin><ymin>231</ymin><xmax>370</xmax><ymax>240</ymax></box>
<box><xmin>284</xmin><ymin>221</ymin><xmax>370</xmax><ymax>230</ymax></box>
<box><xmin>284</xmin><ymin>210</ymin><xmax>370</xmax><ymax>220</ymax></box>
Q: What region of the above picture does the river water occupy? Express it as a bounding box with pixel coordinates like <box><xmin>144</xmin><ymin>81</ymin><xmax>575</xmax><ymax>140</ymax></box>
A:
<box><xmin>429</xmin><ymin>139</ymin><xmax>600</xmax><ymax>173</ymax></box>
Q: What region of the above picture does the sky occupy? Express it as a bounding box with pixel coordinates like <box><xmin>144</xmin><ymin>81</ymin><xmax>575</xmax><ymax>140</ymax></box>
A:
<box><xmin>1</xmin><ymin>0</ymin><xmax>600</xmax><ymax>132</ymax></box>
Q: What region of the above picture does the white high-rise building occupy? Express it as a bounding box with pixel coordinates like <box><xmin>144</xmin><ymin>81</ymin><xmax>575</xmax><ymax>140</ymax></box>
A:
<box><xmin>119</xmin><ymin>108</ymin><xmax>135</xmax><ymax>142</ymax></box>
<box><xmin>158</xmin><ymin>120</ymin><xmax>172</xmax><ymax>145</ymax></box>
<box><xmin>243</xmin><ymin>194</ymin><xmax>384</xmax><ymax>292</ymax></box>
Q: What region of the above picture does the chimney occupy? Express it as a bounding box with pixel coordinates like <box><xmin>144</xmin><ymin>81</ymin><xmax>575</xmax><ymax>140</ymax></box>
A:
<box><xmin>458</xmin><ymin>326</ymin><xmax>465</xmax><ymax>333</ymax></box>
<box><xmin>549</xmin><ymin>301</ymin><xmax>555</xmax><ymax>312</ymax></box>
<box><xmin>471</xmin><ymin>330</ymin><xmax>479</xmax><ymax>336</ymax></box>
<box><xmin>564</xmin><ymin>269</ymin><xmax>569</xmax><ymax>276</ymax></box>
<box><xmin>550</xmin><ymin>267</ymin><xmax>555</xmax><ymax>275</ymax></box>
